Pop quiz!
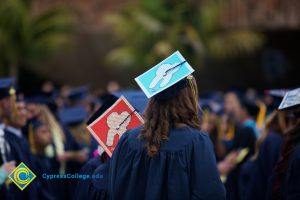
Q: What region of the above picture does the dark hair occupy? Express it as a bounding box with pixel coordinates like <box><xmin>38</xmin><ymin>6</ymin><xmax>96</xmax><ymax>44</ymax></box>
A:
<box><xmin>140</xmin><ymin>76</ymin><xmax>200</xmax><ymax>157</ymax></box>
<box><xmin>272</xmin><ymin>120</ymin><xmax>300</xmax><ymax>200</ymax></box>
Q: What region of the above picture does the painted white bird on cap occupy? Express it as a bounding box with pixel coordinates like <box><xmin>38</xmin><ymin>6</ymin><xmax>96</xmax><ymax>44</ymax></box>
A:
<box><xmin>149</xmin><ymin>62</ymin><xmax>181</xmax><ymax>89</ymax></box>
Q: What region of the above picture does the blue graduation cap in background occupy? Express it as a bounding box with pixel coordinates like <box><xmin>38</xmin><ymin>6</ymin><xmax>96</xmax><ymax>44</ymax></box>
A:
<box><xmin>135</xmin><ymin>51</ymin><xmax>194</xmax><ymax>98</ymax></box>
<box><xmin>58</xmin><ymin>106</ymin><xmax>88</xmax><ymax>125</ymax></box>
<box><xmin>67</xmin><ymin>86</ymin><xmax>89</xmax><ymax>101</ymax></box>
<box><xmin>113</xmin><ymin>90</ymin><xmax>148</xmax><ymax>114</ymax></box>
<box><xmin>0</xmin><ymin>77</ymin><xmax>16</xmax><ymax>100</ymax></box>
<box><xmin>25</xmin><ymin>95</ymin><xmax>51</xmax><ymax>105</ymax></box>
<box><xmin>279</xmin><ymin>87</ymin><xmax>300</xmax><ymax>110</ymax></box>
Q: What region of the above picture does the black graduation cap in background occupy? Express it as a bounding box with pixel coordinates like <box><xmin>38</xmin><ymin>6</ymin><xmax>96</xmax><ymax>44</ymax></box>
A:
<box><xmin>86</xmin><ymin>94</ymin><xmax>119</xmax><ymax>125</ymax></box>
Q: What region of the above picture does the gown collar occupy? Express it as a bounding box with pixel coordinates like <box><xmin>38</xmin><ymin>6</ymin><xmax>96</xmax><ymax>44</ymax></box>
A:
<box><xmin>6</xmin><ymin>126</ymin><xmax>22</xmax><ymax>138</ymax></box>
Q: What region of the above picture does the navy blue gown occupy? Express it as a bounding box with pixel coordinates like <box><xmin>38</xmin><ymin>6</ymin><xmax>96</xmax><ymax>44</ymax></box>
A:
<box><xmin>245</xmin><ymin>131</ymin><xmax>283</xmax><ymax>200</ymax></box>
<box><xmin>266</xmin><ymin>142</ymin><xmax>300</xmax><ymax>200</ymax></box>
<box><xmin>4</xmin><ymin>128</ymin><xmax>41</xmax><ymax>200</ymax></box>
<box><xmin>74</xmin><ymin>156</ymin><xmax>102</xmax><ymax>200</ymax></box>
<box><xmin>224</xmin><ymin>125</ymin><xmax>256</xmax><ymax>200</ymax></box>
<box><xmin>109</xmin><ymin>126</ymin><xmax>226</xmax><ymax>200</ymax></box>
<box><xmin>282</xmin><ymin>144</ymin><xmax>300</xmax><ymax>199</ymax></box>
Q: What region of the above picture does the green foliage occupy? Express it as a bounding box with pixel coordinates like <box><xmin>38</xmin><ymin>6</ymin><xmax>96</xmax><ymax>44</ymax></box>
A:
<box><xmin>104</xmin><ymin>0</ymin><xmax>264</xmax><ymax>68</ymax></box>
<box><xmin>0</xmin><ymin>0</ymin><xmax>73</xmax><ymax>74</ymax></box>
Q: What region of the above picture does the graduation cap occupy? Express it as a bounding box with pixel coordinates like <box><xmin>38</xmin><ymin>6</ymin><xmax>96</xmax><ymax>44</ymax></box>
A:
<box><xmin>0</xmin><ymin>77</ymin><xmax>16</xmax><ymax>100</ymax></box>
<box><xmin>30</xmin><ymin>118</ymin><xmax>44</xmax><ymax>131</ymax></box>
<box><xmin>264</xmin><ymin>89</ymin><xmax>288</xmax><ymax>113</ymax></box>
<box><xmin>135</xmin><ymin>51</ymin><xmax>195</xmax><ymax>99</ymax></box>
<box><xmin>24</xmin><ymin>94</ymin><xmax>58</xmax><ymax>113</ymax></box>
<box><xmin>67</xmin><ymin>86</ymin><xmax>89</xmax><ymax>101</ymax></box>
<box><xmin>25</xmin><ymin>95</ymin><xmax>51</xmax><ymax>105</ymax></box>
<box><xmin>58</xmin><ymin>106</ymin><xmax>88</xmax><ymax>125</ymax></box>
<box><xmin>113</xmin><ymin>90</ymin><xmax>148</xmax><ymax>114</ymax></box>
<box><xmin>87</xmin><ymin>94</ymin><xmax>119</xmax><ymax>125</ymax></box>
<box><xmin>278</xmin><ymin>88</ymin><xmax>300</xmax><ymax>111</ymax></box>
<box><xmin>87</xmin><ymin>96</ymin><xmax>144</xmax><ymax>157</ymax></box>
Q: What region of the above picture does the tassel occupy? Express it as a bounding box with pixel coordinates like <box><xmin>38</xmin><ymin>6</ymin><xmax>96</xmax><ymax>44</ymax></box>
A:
<box><xmin>256</xmin><ymin>101</ymin><xmax>267</xmax><ymax>129</ymax></box>
<box><xmin>28</xmin><ymin>123</ymin><xmax>36</xmax><ymax>154</ymax></box>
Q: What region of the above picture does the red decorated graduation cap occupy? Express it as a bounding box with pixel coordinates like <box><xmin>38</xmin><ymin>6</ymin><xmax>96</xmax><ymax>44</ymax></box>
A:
<box><xmin>87</xmin><ymin>96</ymin><xmax>144</xmax><ymax>157</ymax></box>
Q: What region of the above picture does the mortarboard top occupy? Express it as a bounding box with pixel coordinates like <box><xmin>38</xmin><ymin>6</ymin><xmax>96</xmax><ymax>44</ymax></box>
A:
<box><xmin>67</xmin><ymin>86</ymin><xmax>89</xmax><ymax>101</ymax></box>
<box><xmin>25</xmin><ymin>95</ymin><xmax>51</xmax><ymax>105</ymax></box>
<box><xmin>29</xmin><ymin>118</ymin><xmax>44</xmax><ymax>131</ymax></box>
<box><xmin>135</xmin><ymin>51</ymin><xmax>194</xmax><ymax>99</ymax></box>
<box><xmin>0</xmin><ymin>77</ymin><xmax>16</xmax><ymax>100</ymax></box>
<box><xmin>113</xmin><ymin>90</ymin><xmax>148</xmax><ymax>114</ymax></box>
<box><xmin>199</xmin><ymin>99</ymin><xmax>224</xmax><ymax>116</ymax></box>
<box><xmin>278</xmin><ymin>87</ymin><xmax>300</xmax><ymax>111</ymax></box>
<box><xmin>87</xmin><ymin>94</ymin><xmax>119</xmax><ymax>125</ymax></box>
<box><xmin>87</xmin><ymin>96</ymin><xmax>144</xmax><ymax>157</ymax></box>
<box><xmin>58</xmin><ymin>106</ymin><xmax>88</xmax><ymax>125</ymax></box>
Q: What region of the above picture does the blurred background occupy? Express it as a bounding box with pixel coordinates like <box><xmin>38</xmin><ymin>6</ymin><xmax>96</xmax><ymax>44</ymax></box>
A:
<box><xmin>0</xmin><ymin>0</ymin><xmax>300</xmax><ymax>93</ymax></box>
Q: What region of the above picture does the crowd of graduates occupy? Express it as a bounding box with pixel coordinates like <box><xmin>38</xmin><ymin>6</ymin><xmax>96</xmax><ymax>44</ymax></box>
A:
<box><xmin>0</xmin><ymin>75</ymin><xmax>299</xmax><ymax>200</ymax></box>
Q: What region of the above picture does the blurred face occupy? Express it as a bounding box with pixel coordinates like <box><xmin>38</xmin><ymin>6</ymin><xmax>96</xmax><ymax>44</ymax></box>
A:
<box><xmin>0</xmin><ymin>96</ymin><xmax>14</xmax><ymax>119</ymax></box>
<box><xmin>4</xmin><ymin>101</ymin><xmax>27</xmax><ymax>128</ymax></box>
<box><xmin>224</xmin><ymin>92</ymin><xmax>242</xmax><ymax>119</ymax></box>
<box><xmin>26</xmin><ymin>103</ymin><xmax>42</xmax><ymax>120</ymax></box>
<box><xmin>34</xmin><ymin>125</ymin><xmax>52</xmax><ymax>148</ymax></box>
<box><xmin>201</xmin><ymin>113</ymin><xmax>217</xmax><ymax>133</ymax></box>
<box><xmin>15</xmin><ymin>102</ymin><xmax>27</xmax><ymax>127</ymax></box>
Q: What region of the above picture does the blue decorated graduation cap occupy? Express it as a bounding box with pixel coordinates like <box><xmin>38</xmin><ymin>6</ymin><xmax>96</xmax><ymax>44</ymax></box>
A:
<box><xmin>135</xmin><ymin>51</ymin><xmax>194</xmax><ymax>98</ymax></box>
<box><xmin>0</xmin><ymin>77</ymin><xmax>16</xmax><ymax>100</ymax></box>
<box><xmin>113</xmin><ymin>90</ymin><xmax>148</xmax><ymax>114</ymax></box>
<box><xmin>67</xmin><ymin>86</ymin><xmax>89</xmax><ymax>101</ymax></box>
<box><xmin>278</xmin><ymin>87</ymin><xmax>300</xmax><ymax>111</ymax></box>
<box><xmin>58</xmin><ymin>106</ymin><xmax>88</xmax><ymax>125</ymax></box>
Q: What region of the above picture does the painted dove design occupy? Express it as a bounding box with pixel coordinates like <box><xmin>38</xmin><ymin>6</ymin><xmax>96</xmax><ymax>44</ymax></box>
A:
<box><xmin>149</xmin><ymin>62</ymin><xmax>181</xmax><ymax>89</ymax></box>
<box><xmin>106</xmin><ymin>111</ymin><xmax>131</xmax><ymax>146</ymax></box>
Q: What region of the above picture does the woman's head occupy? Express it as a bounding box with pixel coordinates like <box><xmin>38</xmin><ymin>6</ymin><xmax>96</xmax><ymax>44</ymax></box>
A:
<box><xmin>140</xmin><ymin>75</ymin><xmax>200</xmax><ymax>157</ymax></box>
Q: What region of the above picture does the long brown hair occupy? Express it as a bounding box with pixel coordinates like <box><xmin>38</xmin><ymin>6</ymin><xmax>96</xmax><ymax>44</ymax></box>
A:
<box><xmin>140</xmin><ymin>76</ymin><xmax>200</xmax><ymax>157</ymax></box>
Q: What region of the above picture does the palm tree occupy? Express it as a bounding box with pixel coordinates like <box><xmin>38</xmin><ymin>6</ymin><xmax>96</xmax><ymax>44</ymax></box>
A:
<box><xmin>0</xmin><ymin>0</ymin><xmax>73</xmax><ymax>76</ymax></box>
<box><xmin>104</xmin><ymin>0</ymin><xmax>264</xmax><ymax>69</ymax></box>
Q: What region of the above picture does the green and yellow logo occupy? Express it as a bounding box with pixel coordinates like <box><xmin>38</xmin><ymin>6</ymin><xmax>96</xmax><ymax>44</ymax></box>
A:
<box><xmin>8</xmin><ymin>162</ymin><xmax>36</xmax><ymax>190</ymax></box>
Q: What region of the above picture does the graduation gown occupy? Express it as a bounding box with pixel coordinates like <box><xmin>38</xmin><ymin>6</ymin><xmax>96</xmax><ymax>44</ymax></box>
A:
<box><xmin>61</xmin><ymin>126</ymin><xmax>85</xmax><ymax>200</ymax></box>
<box><xmin>224</xmin><ymin>125</ymin><xmax>256</xmax><ymax>200</ymax></box>
<box><xmin>245</xmin><ymin>131</ymin><xmax>283</xmax><ymax>200</ymax></box>
<box><xmin>281</xmin><ymin>143</ymin><xmax>300</xmax><ymax>200</ymax></box>
<box><xmin>74</xmin><ymin>156</ymin><xmax>103</xmax><ymax>200</ymax></box>
<box><xmin>32</xmin><ymin>154</ymin><xmax>58</xmax><ymax>200</ymax></box>
<box><xmin>4</xmin><ymin>127</ymin><xmax>39</xmax><ymax>200</ymax></box>
<box><xmin>109</xmin><ymin>126</ymin><xmax>226</xmax><ymax>200</ymax></box>
<box><xmin>266</xmin><ymin>142</ymin><xmax>300</xmax><ymax>200</ymax></box>
<box><xmin>0</xmin><ymin>125</ymin><xmax>13</xmax><ymax>200</ymax></box>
